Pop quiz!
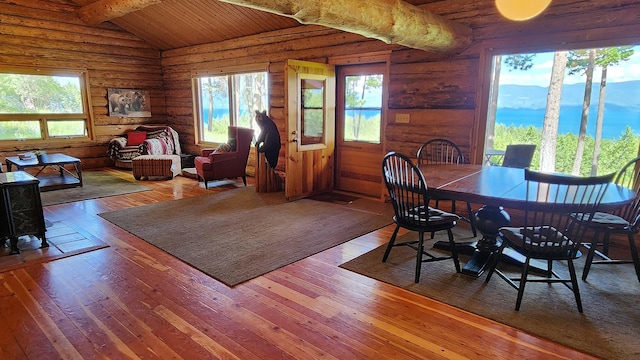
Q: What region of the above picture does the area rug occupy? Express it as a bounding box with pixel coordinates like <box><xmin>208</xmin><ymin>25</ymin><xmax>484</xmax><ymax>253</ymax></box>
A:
<box><xmin>340</xmin><ymin>230</ymin><xmax>640</xmax><ymax>360</ymax></box>
<box><xmin>98</xmin><ymin>187</ymin><xmax>394</xmax><ymax>286</ymax></box>
<box><xmin>40</xmin><ymin>170</ymin><xmax>151</xmax><ymax>206</ymax></box>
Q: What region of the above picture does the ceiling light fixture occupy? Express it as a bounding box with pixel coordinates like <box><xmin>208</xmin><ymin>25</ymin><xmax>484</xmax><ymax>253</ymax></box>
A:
<box><xmin>495</xmin><ymin>0</ymin><xmax>552</xmax><ymax>21</ymax></box>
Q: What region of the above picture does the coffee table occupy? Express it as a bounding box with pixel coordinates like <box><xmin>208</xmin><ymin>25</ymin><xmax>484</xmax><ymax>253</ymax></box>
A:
<box><xmin>5</xmin><ymin>153</ymin><xmax>82</xmax><ymax>192</ymax></box>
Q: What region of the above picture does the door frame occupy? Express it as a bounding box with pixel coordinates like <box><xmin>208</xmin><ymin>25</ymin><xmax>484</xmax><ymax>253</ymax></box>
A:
<box><xmin>329</xmin><ymin>51</ymin><xmax>390</xmax><ymax>199</ymax></box>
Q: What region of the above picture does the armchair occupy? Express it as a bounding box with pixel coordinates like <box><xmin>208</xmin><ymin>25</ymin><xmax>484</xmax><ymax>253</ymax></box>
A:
<box><xmin>194</xmin><ymin>126</ymin><xmax>254</xmax><ymax>189</ymax></box>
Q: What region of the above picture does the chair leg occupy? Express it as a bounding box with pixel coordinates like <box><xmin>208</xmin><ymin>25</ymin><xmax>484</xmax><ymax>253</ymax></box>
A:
<box><xmin>382</xmin><ymin>224</ymin><xmax>401</xmax><ymax>262</ymax></box>
<box><xmin>415</xmin><ymin>231</ymin><xmax>425</xmax><ymax>283</ymax></box>
<box><xmin>582</xmin><ymin>232</ymin><xmax>601</xmax><ymax>281</ymax></box>
<box><xmin>484</xmin><ymin>241</ymin><xmax>507</xmax><ymax>283</ymax></box>
<box><xmin>466</xmin><ymin>202</ymin><xmax>477</xmax><ymax>237</ymax></box>
<box><xmin>628</xmin><ymin>234</ymin><xmax>640</xmax><ymax>282</ymax></box>
<box><xmin>430</xmin><ymin>200</ymin><xmax>441</xmax><ymax>239</ymax></box>
<box><xmin>546</xmin><ymin>259</ymin><xmax>553</xmax><ymax>278</ymax></box>
<box><xmin>602</xmin><ymin>233</ymin><xmax>611</xmax><ymax>256</ymax></box>
<box><xmin>515</xmin><ymin>258</ymin><xmax>530</xmax><ymax>311</ymax></box>
<box><xmin>242</xmin><ymin>175</ymin><xmax>247</xmax><ymax>186</ymax></box>
<box><xmin>447</xmin><ymin>228</ymin><xmax>460</xmax><ymax>272</ymax></box>
<box><xmin>567</xmin><ymin>258</ymin><xmax>583</xmax><ymax>313</ymax></box>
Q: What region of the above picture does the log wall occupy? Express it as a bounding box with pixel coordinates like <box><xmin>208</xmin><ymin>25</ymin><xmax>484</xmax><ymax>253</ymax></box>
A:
<box><xmin>3</xmin><ymin>0</ymin><xmax>640</xmax><ymax>173</ymax></box>
<box><xmin>0</xmin><ymin>0</ymin><xmax>165</xmax><ymax>169</ymax></box>
<box><xmin>162</xmin><ymin>0</ymin><xmax>640</xmax><ymax>173</ymax></box>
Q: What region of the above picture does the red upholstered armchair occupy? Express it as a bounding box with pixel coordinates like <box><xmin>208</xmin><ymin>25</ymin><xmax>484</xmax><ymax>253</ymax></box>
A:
<box><xmin>194</xmin><ymin>126</ymin><xmax>255</xmax><ymax>189</ymax></box>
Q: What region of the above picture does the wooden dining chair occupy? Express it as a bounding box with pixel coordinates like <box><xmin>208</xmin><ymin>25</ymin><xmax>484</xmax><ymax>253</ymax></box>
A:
<box><xmin>581</xmin><ymin>155</ymin><xmax>640</xmax><ymax>282</ymax></box>
<box><xmin>501</xmin><ymin>144</ymin><xmax>536</xmax><ymax>169</ymax></box>
<box><xmin>417</xmin><ymin>138</ymin><xmax>477</xmax><ymax>237</ymax></box>
<box><xmin>382</xmin><ymin>152</ymin><xmax>461</xmax><ymax>282</ymax></box>
<box><xmin>485</xmin><ymin>169</ymin><xmax>614</xmax><ymax>312</ymax></box>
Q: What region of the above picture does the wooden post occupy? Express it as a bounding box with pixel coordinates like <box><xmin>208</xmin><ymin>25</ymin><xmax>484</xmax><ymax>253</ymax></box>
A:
<box><xmin>255</xmin><ymin>149</ymin><xmax>283</xmax><ymax>192</ymax></box>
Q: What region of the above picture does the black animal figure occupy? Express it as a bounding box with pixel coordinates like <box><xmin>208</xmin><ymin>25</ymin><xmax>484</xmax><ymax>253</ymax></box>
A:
<box><xmin>254</xmin><ymin>110</ymin><xmax>281</xmax><ymax>169</ymax></box>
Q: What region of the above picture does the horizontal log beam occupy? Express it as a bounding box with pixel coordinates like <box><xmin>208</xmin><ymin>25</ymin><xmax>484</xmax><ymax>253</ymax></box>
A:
<box><xmin>218</xmin><ymin>0</ymin><xmax>472</xmax><ymax>53</ymax></box>
<box><xmin>77</xmin><ymin>0</ymin><xmax>162</xmax><ymax>25</ymax></box>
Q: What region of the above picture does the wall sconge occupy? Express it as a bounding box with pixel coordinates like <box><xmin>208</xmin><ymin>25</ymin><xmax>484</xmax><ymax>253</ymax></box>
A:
<box><xmin>495</xmin><ymin>0</ymin><xmax>552</xmax><ymax>21</ymax></box>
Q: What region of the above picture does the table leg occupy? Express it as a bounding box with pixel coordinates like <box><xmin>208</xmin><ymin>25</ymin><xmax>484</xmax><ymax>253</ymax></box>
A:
<box><xmin>434</xmin><ymin>205</ymin><xmax>553</xmax><ymax>277</ymax></box>
<box><xmin>9</xmin><ymin>236</ymin><xmax>20</xmax><ymax>255</ymax></box>
<box><xmin>434</xmin><ymin>205</ymin><xmax>510</xmax><ymax>277</ymax></box>
<box><xmin>462</xmin><ymin>205</ymin><xmax>510</xmax><ymax>276</ymax></box>
<box><xmin>75</xmin><ymin>162</ymin><xmax>83</xmax><ymax>187</ymax></box>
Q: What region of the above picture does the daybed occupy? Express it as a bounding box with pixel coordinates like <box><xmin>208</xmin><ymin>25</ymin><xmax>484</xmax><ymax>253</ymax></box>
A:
<box><xmin>107</xmin><ymin>125</ymin><xmax>181</xmax><ymax>168</ymax></box>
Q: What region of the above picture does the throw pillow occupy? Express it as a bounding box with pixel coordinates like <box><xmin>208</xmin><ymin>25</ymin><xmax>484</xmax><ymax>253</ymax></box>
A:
<box><xmin>213</xmin><ymin>142</ymin><xmax>232</xmax><ymax>153</ymax></box>
<box><xmin>127</xmin><ymin>131</ymin><xmax>147</xmax><ymax>146</ymax></box>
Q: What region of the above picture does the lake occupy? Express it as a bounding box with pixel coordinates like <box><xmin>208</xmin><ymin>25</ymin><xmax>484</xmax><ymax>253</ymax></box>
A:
<box><xmin>496</xmin><ymin>105</ymin><xmax>640</xmax><ymax>139</ymax></box>
<box><xmin>204</xmin><ymin>105</ymin><xmax>640</xmax><ymax>140</ymax></box>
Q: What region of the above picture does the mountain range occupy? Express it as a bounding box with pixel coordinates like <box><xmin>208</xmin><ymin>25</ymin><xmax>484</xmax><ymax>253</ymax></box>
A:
<box><xmin>498</xmin><ymin>80</ymin><xmax>640</xmax><ymax>109</ymax></box>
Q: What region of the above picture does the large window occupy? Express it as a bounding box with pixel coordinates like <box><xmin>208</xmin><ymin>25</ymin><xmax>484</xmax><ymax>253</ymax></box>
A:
<box><xmin>485</xmin><ymin>44</ymin><xmax>640</xmax><ymax>176</ymax></box>
<box><xmin>0</xmin><ymin>67</ymin><xmax>92</xmax><ymax>142</ymax></box>
<box><xmin>194</xmin><ymin>69</ymin><xmax>268</xmax><ymax>144</ymax></box>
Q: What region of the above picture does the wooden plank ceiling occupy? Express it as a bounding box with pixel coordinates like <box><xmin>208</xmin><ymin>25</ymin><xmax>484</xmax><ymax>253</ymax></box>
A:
<box><xmin>71</xmin><ymin>0</ymin><xmax>303</xmax><ymax>50</ymax></box>
<box><xmin>70</xmin><ymin>0</ymin><xmax>472</xmax><ymax>52</ymax></box>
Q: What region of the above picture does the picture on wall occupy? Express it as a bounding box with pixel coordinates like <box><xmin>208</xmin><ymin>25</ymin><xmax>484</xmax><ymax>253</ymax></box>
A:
<box><xmin>107</xmin><ymin>88</ymin><xmax>151</xmax><ymax>117</ymax></box>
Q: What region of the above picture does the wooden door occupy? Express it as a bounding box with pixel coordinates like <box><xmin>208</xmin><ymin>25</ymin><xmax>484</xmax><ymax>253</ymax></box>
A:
<box><xmin>335</xmin><ymin>63</ymin><xmax>387</xmax><ymax>198</ymax></box>
<box><xmin>285</xmin><ymin>60</ymin><xmax>336</xmax><ymax>201</ymax></box>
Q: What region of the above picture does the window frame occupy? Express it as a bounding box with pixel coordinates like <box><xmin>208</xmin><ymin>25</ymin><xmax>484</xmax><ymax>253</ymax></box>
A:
<box><xmin>0</xmin><ymin>65</ymin><xmax>94</xmax><ymax>145</ymax></box>
<box><xmin>191</xmin><ymin>63</ymin><xmax>269</xmax><ymax>146</ymax></box>
<box><xmin>475</xmin><ymin>33</ymin><xmax>640</xmax><ymax>165</ymax></box>
<box><xmin>299</xmin><ymin>76</ymin><xmax>326</xmax><ymax>147</ymax></box>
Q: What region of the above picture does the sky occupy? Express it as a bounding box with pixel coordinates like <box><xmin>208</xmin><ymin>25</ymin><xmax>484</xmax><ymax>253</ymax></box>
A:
<box><xmin>499</xmin><ymin>45</ymin><xmax>640</xmax><ymax>86</ymax></box>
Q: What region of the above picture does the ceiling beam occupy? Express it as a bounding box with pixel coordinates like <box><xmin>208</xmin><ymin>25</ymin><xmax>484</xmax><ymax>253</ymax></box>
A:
<box><xmin>77</xmin><ymin>0</ymin><xmax>162</xmax><ymax>25</ymax></box>
<box><xmin>218</xmin><ymin>0</ymin><xmax>472</xmax><ymax>53</ymax></box>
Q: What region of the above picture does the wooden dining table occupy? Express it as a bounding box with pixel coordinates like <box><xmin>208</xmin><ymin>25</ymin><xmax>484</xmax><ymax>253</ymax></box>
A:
<box><xmin>419</xmin><ymin>163</ymin><xmax>636</xmax><ymax>277</ymax></box>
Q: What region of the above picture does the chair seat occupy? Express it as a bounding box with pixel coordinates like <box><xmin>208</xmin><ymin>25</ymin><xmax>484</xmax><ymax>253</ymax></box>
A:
<box><xmin>405</xmin><ymin>206</ymin><xmax>460</xmax><ymax>224</ymax></box>
<box><xmin>589</xmin><ymin>211</ymin><xmax>630</xmax><ymax>229</ymax></box>
<box><xmin>501</xmin><ymin>226</ymin><xmax>574</xmax><ymax>258</ymax></box>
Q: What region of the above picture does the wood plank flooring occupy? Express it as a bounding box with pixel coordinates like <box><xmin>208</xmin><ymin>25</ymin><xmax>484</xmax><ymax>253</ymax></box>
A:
<box><xmin>0</xmin><ymin>168</ymin><xmax>599</xmax><ymax>359</ymax></box>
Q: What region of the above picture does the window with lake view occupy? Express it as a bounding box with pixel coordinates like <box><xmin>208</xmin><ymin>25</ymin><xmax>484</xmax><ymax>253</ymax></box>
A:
<box><xmin>194</xmin><ymin>71</ymin><xmax>268</xmax><ymax>144</ymax></box>
<box><xmin>486</xmin><ymin>45</ymin><xmax>640</xmax><ymax>176</ymax></box>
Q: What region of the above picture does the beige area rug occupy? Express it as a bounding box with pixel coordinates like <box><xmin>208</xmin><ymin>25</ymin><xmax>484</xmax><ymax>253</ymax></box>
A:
<box><xmin>99</xmin><ymin>187</ymin><xmax>394</xmax><ymax>286</ymax></box>
<box><xmin>0</xmin><ymin>220</ymin><xmax>109</xmax><ymax>273</ymax></box>
<box><xmin>340</xmin><ymin>229</ymin><xmax>640</xmax><ymax>360</ymax></box>
<box><xmin>40</xmin><ymin>170</ymin><xmax>151</xmax><ymax>206</ymax></box>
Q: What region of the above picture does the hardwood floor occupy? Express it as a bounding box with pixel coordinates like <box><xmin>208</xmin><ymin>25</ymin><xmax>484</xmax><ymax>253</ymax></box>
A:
<box><xmin>0</xmin><ymin>168</ymin><xmax>599</xmax><ymax>359</ymax></box>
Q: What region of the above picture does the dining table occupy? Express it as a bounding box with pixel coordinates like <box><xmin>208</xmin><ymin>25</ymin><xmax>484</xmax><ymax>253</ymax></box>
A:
<box><xmin>419</xmin><ymin>163</ymin><xmax>636</xmax><ymax>277</ymax></box>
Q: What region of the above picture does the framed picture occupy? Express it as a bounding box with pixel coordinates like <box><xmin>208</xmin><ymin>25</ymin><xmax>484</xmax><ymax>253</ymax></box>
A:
<box><xmin>107</xmin><ymin>88</ymin><xmax>151</xmax><ymax>117</ymax></box>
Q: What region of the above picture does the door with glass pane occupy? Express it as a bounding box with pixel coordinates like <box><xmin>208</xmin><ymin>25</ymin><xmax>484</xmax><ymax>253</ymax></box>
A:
<box><xmin>336</xmin><ymin>63</ymin><xmax>386</xmax><ymax>198</ymax></box>
<box><xmin>285</xmin><ymin>60</ymin><xmax>336</xmax><ymax>201</ymax></box>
